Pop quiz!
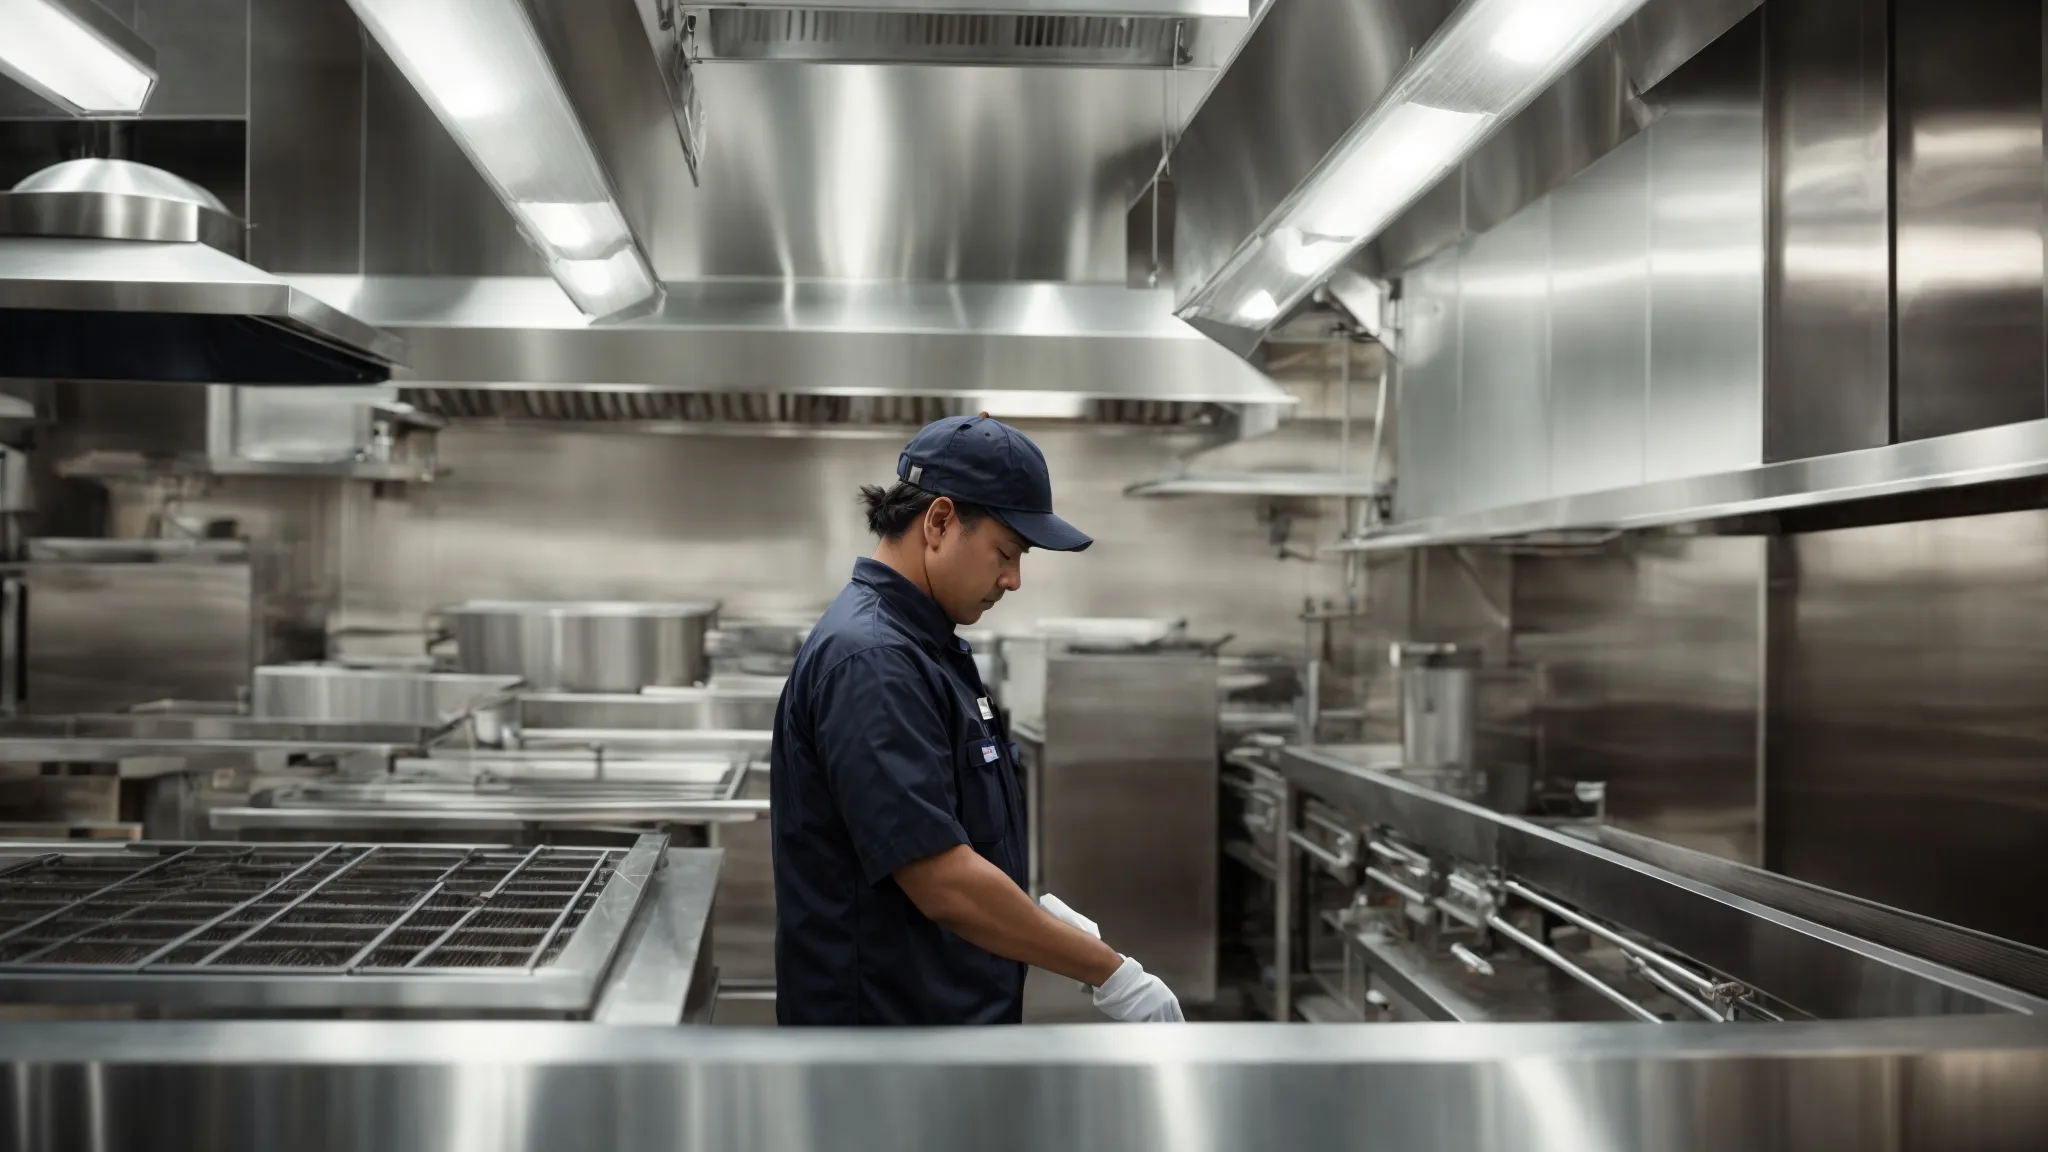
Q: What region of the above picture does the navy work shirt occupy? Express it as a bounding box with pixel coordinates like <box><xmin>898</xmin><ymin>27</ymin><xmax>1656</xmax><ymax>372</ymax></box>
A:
<box><xmin>771</xmin><ymin>558</ymin><xmax>1029</xmax><ymax>1025</ymax></box>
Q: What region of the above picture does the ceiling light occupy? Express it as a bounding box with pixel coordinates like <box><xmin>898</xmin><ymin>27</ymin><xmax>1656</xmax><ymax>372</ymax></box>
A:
<box><xmin>1237</xmin><ymin>290</ymin><xmax>1280</xmax><ymax>323</ymax></box>
<box><xmin>1178</xmin><ymin>0</ymin><xmax>1652</xmax><ymax>338</ymax></box>
<box><xmin>0</xmin><ymin>0</ymin><xmax>156</xmax><ymax>114</ymax></box>
<box><xmin>550</xmin><ymin>246</ymin><xmax>662</xmax><ymax>321</ymax></box>
<box><xmin>343</xmin><ymin>0</ymin><xmax>663</xmax><ymax>320</ymax></box>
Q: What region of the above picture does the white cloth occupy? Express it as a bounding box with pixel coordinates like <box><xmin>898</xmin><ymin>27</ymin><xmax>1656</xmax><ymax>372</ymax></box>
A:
<box><xmin>1093</xmin><ymin>956</ymin><xmax>1186</xmax><ymax>1023</ymax></box>
<box><xmin>1038</xmin><ymin>892</ymin><xmax>1099</xmax><ymax>939</ymax></box>
<box><xmin>1038</xmin><ymin>893</ymin><xmax>1184</xmax><ymax>1023</ymax></box>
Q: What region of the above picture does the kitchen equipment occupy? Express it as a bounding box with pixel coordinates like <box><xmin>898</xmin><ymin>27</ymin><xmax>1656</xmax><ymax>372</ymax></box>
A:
<box><xmin>0</xmin><ymin>834</ymin><xmax>690</xmax><ymax>1018</ymax></box>
<box><xmin>438</xmin><ymin>600</ymin><xmax>720</xmax><ymax>692</ymax></box>
<box><xmin>251</xmin><ymin>665</ymin><xmax>524</xmax><ymax>747</ymax></box>
<box><xmin>1390</xmin><ymin>642</ymin><xmax>1479</xmax><ymax>782</ymax></box>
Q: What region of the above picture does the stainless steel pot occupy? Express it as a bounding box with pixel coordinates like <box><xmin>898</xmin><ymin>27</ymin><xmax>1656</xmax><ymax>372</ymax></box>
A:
<box><xmin>438</xmin><ymin>601</ymin><xmax>719</xmax><ymax>692</ymax></box>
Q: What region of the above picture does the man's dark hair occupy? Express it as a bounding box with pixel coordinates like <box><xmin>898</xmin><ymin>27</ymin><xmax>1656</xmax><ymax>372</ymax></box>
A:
<box><xmin>859</xmin><ymin>482</ymin><xmax>990</xmax><ymax>540</ymax></box>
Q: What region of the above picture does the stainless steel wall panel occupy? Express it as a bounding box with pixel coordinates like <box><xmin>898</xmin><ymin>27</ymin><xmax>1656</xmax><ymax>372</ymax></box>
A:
<box><xmin>330</xmin><ymin>426</ymin><xmax>1342</xmax><ymax>655</ymax></box>
<box><xmin>1547</xmin><ymin>135</ymin><xmax>1650</xmax><ymax>497</ymax></box>
<box><xmin>129</xmin><ymin>0</ymin><xmax>250</xmax><ymax>117</ymax></box>
<box><xmin>1645</xmin><ymin>78</ymin><xmax>1766</xmax><ymax>481</ymax></box>
<box><xmin>1891</xmin><ymin>0</ymin><xmax>2046</xmax><ymax>440</ymax></box>
<box><xmin>1023</xmin><ymin>652</ymin><xmax>1217</xmax><ymax>1019</ymax></box>
<box><xmin>1777</xmin><ymin>510</ymin><xmax>2048</xmax><ymax>950</ymax></box>
<box><xmin>1763</xmin><ymin>0</ymin><xmax>1892</xmax><ymax>460</ymax></box>
<box><xmin>1456</xmin><ymin>200</ymin><xmax>1551</xmax><ymax>513</ymax></box>
<box><xmin>1171</xmin><ymin>0</ymin><xmax>1459</xmax><ymax>304</ymax></box>
<box><xmin>247</xmin><ymin>0</ymin><xmax>365</xmax><ymax>274</ymax></box>
<box><xmin>1513</xmin><ymin>537</ymin><xmax>1765</xmax><ymax>863</ymax></box>
<box><xmin>1395</xmin><ymin>246</ymin><xmax>1463</xmax><ymax>520</ymax></box>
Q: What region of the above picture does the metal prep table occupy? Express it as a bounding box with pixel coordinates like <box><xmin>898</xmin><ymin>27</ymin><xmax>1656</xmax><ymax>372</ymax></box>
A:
<box><xmin>0</xmin><ymin>834</ymin><xmax>720</xmax><ymax>1024</ymax></box>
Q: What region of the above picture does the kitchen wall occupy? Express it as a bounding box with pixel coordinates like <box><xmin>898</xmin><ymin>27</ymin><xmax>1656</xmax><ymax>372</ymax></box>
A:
<box><xmin>331</xmin><ymin>425</ymin><xmax>1344</xmax><ymax>653</ymax></box>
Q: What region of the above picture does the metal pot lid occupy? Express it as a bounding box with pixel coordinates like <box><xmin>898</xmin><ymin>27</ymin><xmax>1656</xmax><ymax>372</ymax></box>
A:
<box><xmin>1</xmin><ymin>158</ymin><xmax>241</xmax><ymax>253</ymax></box>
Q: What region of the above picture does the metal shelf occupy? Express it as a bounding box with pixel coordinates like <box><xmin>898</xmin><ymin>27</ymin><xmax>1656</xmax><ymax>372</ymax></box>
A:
<box><xmin>1125</xmin><ymin>471</ymin><xmax>1385</xmax><ymax>498</ymax></box>
<box><xmin>1332</xmin><ymin>415</ymin><xmax>2048</xmax><ymax>550</ymax></box>
<box><xmin>57</xmin><ymin>451</ymin><xmax>441</xmax><ymax>484</ymax></box>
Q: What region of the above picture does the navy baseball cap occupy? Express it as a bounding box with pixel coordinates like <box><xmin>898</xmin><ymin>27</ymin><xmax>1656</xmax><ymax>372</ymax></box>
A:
<box><xmin>896</xmin><ymin>416</ymin><xmax>1093</xmax><ymax>552</ymax></box>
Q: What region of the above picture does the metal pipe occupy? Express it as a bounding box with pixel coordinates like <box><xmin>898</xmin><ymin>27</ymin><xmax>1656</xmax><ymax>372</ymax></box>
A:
<box><xmin>1432</xmin><ymin>896</ymin><xmax>1486</xmax><ymax>931</ymax></box>
<box><xmin>1503</xmin><ymin>879</ymin><xmax>1720</xmax><ymax>1000</ymax></box>
<box><xmin>1273</xmin><ymin>780</ymin><xmax>1298</xmax><ymax>1022</ymax></box>
<box><xmin>1301</xmin><ymin>807</ymin><xmax>1356</xmax><ymax>842</ymax></box>
<box><xmin>1630</xmin><ymin>957</ymin><xmax>1726</xmax><ymax>1022</ymax></box>
<box><xmin>1367</xmin><ymin>838</ymin><xmax>1428</xmax><ymax>869</ymax></box>
<box><xmin>1486</xmin><ymin>912</ymin><xmax>1663</xmax><ymax>1025</ymax></box>
<box><xmin>1364</xmin><ymin>865</ymin><xmax>1430</xmax><ymax>907</ymax></box>
<box><xmin>1445</xmin><ymin>871</ymin><xmax>1490</xmax><ymax>902</ymax></box>
<box><xmin>1289</xmin><ymin>829</ymin><xmax>1356</xmax><ymax>877</ymax></box>
<box><xmin>1449</xmin><ymin>943</ymin><xmax>1495</xmax><ymax>977</ymax></box>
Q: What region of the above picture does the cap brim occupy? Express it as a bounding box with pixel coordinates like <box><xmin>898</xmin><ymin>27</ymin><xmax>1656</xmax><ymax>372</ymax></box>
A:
<box><xmin>993</xmin><ymin>508</ymin><xmax>1093</xmax><ymax>552</ymax></box>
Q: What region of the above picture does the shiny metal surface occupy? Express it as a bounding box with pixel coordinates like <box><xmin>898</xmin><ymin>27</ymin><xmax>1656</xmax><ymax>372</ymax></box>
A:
<box><xmin>3</xmin><ymin>1016</ymin><xmax>2048</xmax><ymax>1150</ymax></box>
<box><xmin>12</xmin><ymin>553</ymin><xmax>256</xmax><ymax>715</ymax></box>
<box><xmin>287</xmin><ymin>275</ymin><xmax>1293</xmax><ymax>406</ymax></box>
<box><xmin>441</xmin><ymin>600</ymin><xmax>718</xmax><ymax>693</ymax></box>
<box><xmin>515</xmin><ymin>689</ymin><xmax>776</xmax><ymax>735</ymax></box>
<box><xmin>1277</xmin><ymin>745</ymin><xmax>2048</xmax><ymax>1019</ymax></box>
<box><xmin>218</xmin><ymin>768</ymin><xmax>758</xmax><ymax>834</ymax></box>
<box><xmin>0</xmin><ymin>0</ymin><xmax>158</xmax><ymax>115</ymax></box>
<box><xmin>250</xmin><ymin>665</ymin><xmax>523</xmax><ymax>744</ymax></box>
<box><xmin>1456</xmin><ymin>194</ymin><xmax>1550</xmax><ymax>513</ymax></box>
<box><xmin>1339</xmin><ymin>416</ymin><xmax>2048</xmax><ymax>549</ymax></box>
<box><xmin>1773</xmin><ymin>512</ymin><xmax>2048</xmax><ymax>951</ymax></box>
<box><xmin>246</xmin><ymin>0</ymin><xmax>364</xmax><ymax>274</ymax></box>
<box><xmin>1385</xmin><ymin>29</ymin><xmax>1764</xmax><ymax>521</ymax></box>
<box><xmin>0</xmin><ymin>236</ymin><xmax>404</xmax><ymax>382</ymax></box>
<box><xmin>1391</xmin><ymin>642</ymin><xmax>1478</xmax><ymax>774</ymax></box>
<box><xmin>1513</xmin><ymin>537</ymin><xmax>1764</xmax><ymax>862</ymax></box>
<box><xmin>2</xmin><ymin>160</ymin><xmax>237</xmax><ymax>252</ymax></box>
<box><xmin>1018</xmin><ymin>650</ymin><xmax>1217</xmax><ymax>1019</ymax></box>
<box><xmin>1762</xmin><ymin>0</ymin><xmax>1891</xmax><ymax>460</ymax></box>
<box><xmin>1123</xmin><ymin>471</ymin><xmax>1384</xmax><ymax>498</ymax></box>
<box><xmin>0</xmin><ymin>836</ymin><xmax>663</xmax><ymax>1017</ymax></box>
<box><xmin>1642</xmin><ymin>37</ymin><xmax>1764</xmax><ymax>482</ymax></box>
<box><xmin>1170</xmin><ymin>0</ymin><xmax>1459</xmax><ymax>307</ymax></box>
<box><xmin>588</xmin><ymin>847</ymin><xmax>721</xmax><ymax>1025</ymax></box>
<box><xmin>0</xmin><ymin>714</ymin><xmax>429</xmax><ymax>763</ymax></box>
<box><xmin>1547</xmin><ymin>135</ymin><xmax>1648</xmax><ymax>497</ymax></box>
<box><xmin>1891</xmin><ymin>0</ymin><xmax>2045</xmax><ymax>440</ymax></box>
<box><xmin>696</xmin><ymin>10</ymin><xmax>1215</xmax><ymax>68</ymax></box>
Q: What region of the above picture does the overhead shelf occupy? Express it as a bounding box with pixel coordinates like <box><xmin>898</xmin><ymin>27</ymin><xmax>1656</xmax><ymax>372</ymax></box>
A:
<box><xmin>1331</xmin><ymin>416</ymin><xmax>2048</xmax><ymax>551</ymax></box>
<box><xmin>1126</xmin><ymin>471</ymin><xmax>1385</xmax><ymax>498</ymax></box>
<box><xmin>57</xmin><ymin>451</ymin><xmax>441</xmax><ymax>485</ymax></box>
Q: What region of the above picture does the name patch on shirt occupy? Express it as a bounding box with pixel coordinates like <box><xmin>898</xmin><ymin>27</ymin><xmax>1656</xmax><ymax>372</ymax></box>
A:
<box><xmin>980</xmin><ymin>742</ymin><xmax>1000</xmax><ymax>763</ymax></box>
<box><xmin>977</xmin><ymin>696</ymin><xmax>995</xmax><ymax>721</ymax></box>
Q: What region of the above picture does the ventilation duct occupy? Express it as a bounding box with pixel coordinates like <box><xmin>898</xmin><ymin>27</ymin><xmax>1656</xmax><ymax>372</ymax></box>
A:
<box><xmin>402</xmin><ymin>388</ymin><xmax>1225</xmax><ymax>431</ymax></box>
<box><xmin>697</xmin><ymin>10</ymin><xmax>1194</xmax><ymax>67</ymax></box>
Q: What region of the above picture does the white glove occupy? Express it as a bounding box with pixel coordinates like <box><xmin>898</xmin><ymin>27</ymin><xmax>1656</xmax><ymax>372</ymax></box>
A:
<box><xmin>1093</xmin><ymin>956</ymin><xmax>1185</xmax><ymax>1023</ymax></box>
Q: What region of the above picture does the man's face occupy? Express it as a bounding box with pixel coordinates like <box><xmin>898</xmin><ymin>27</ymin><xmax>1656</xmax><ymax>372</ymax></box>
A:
<box><xmin>922</xmin><ymin>499</ymin><xmax>1026</xmax><ymax>626</ymax></box>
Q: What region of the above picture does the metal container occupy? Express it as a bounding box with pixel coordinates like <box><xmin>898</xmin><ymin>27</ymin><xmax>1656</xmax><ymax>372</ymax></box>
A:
<box><xmin>1390</xmin><ymin>642</ymin><xmax>1480</xmax><ymax>775</ymax></box>
<box><xmin>251</xmin><ymin>664</ymin><xmax>523</xmax><ymax>746</ymax></box>
<box><xmin>439</xmin><ymin>600</ymin><xmax>719</xmax><ymax>692</ymax></box>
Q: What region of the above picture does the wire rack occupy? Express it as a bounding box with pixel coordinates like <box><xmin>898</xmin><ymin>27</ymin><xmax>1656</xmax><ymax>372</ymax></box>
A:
<box><xmin>0</xmin><ymin>841</ymin><xmax>632</xmax><ymax>977</ymax></box>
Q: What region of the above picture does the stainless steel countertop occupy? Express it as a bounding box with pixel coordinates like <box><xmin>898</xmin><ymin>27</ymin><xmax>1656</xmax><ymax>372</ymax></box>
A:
<box><xmin>0</xmin><ymin>1016</ymin><xmax>2045</xmax><ymax>1151</ymax></box>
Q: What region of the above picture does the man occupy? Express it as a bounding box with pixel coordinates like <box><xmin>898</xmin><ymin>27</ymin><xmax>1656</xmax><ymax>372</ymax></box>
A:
<box><xmin>771</xmin><ymin>415</ymin><xmax>1184</xmax><ymax>1026</ymax></box>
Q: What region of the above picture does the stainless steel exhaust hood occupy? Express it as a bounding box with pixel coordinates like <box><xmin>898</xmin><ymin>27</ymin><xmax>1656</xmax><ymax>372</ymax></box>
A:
<box><xmin>284</xmin><ymin>274</ymin><xmax>1295</xmax><ymax>410</ymax></box>
<box><xmin>0</xmin><ymin>159</ymin><xmax>406</xmax><ymax>385</ymax></box>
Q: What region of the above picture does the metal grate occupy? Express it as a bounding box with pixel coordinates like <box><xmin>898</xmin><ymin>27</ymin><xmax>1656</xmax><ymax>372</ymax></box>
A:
<box><xmin>702</xmin><ymin>10</ymin><xmax>1186</xmax><ymax>68</ymax></box>
<box><xmin>0</xmin><ymin>843</ymin><xmax>623</xmax><ymax>974</ymax></box>
<box><xmin>399</xmin><ymin>388</ymin><xmax>1225</xmax><ymax>430</ymax></box>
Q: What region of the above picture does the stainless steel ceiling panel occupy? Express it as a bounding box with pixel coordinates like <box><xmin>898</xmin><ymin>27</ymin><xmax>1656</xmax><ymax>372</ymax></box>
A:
<box><xmin>701</xmin><ymin>11</ymin><xmax>1188</xmax><ymax>67</ymax></box>
<box><xmin>289</xmin><ymin>275</ymin><xmax>1291</xmax><ymax>404</ymax></box>
<box><xmin>1171</xmin><ymin>0</ymin><xmax>1460</xmax><ymax>304</ymax></box>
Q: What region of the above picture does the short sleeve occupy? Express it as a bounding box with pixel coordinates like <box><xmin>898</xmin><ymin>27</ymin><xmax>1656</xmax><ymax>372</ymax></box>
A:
<box><xmin>814</xmin><ymin>646</ymin><xmax>969</xmax><ymax>884</ymax></box>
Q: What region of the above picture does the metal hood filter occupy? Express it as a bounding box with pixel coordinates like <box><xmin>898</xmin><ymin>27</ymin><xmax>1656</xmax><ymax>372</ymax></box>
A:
<box><xmin>0</xmin><ymin>159</ymin><xmax>405</xmax><ymax>385</ymax></box>
<box><xmin>284</xmin><ymin>275</ymin><xmax>1296</xmax><ymax>413</ymax></box>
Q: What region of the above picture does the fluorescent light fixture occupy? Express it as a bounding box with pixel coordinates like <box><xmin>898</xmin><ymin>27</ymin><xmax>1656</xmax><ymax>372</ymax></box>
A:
<box><xmin>551</xmin><ymin>246</ymin><xmax>663</xmax><ymax>320</ymax></box>
<box><xmin>344</xmin><ymin>0</ymin><xmax>663</xmax><ymax>320</ymax></box>
<box><xmin>0</xmin><ymin>0</ymin><xmax>156</xmax><ymax>114</ymax></box>
<box><xmin>973</xmin><ymin>391</ymin><xmax>1090</xmax><ymax>420</ymax></box>
<box><xmin>1237</xmin><ymin>290</ymin><xmax>1280</xmax><ymax>323</ymax></box>
<box><xmin>1179</xmin><ymin>0</ymin><xmax>1652</xmax><ymax>336</ymax></box>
